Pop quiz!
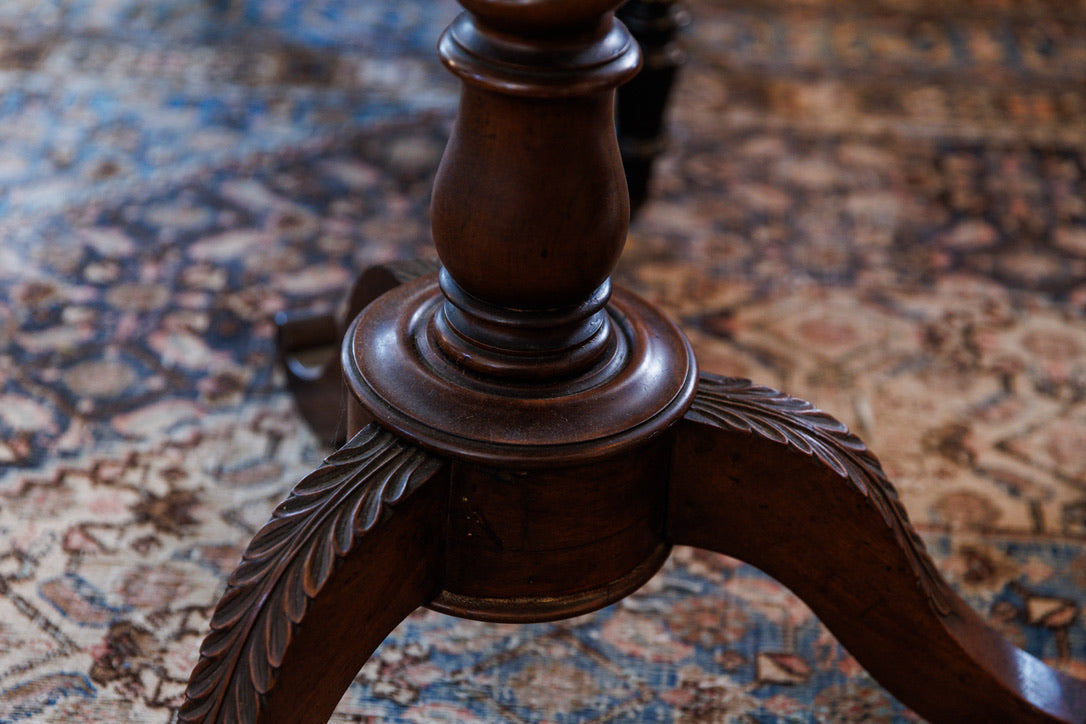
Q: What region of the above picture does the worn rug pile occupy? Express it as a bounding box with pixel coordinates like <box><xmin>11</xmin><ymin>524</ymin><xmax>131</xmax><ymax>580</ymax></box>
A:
<box><xmin>1</xmin><ymin>0</ymin><xmax>1085</xmax><ymax>721</ymax></box>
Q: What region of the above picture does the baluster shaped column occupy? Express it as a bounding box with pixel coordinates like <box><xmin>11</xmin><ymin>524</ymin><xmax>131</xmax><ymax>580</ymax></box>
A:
<box><xmin>343</xmin><ymin>1</ymin><xmax>697</xmax><ymax>468</ymax></box>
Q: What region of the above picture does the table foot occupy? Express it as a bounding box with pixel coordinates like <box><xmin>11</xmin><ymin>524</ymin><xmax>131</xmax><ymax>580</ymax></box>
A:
<box><xmin>668</xmin><ymin>373</ymin><xmax>1086</xmax><ymax>723</ymax></box>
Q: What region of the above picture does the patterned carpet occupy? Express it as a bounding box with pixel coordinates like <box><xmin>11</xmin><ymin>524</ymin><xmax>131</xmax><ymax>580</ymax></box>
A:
<box><xmin>1</xmin><ymin>0</ymin><xmax>1085</xmax><ymax>721</ymax></box>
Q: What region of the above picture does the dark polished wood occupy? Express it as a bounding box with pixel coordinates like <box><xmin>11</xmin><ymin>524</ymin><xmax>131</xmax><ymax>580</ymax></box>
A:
<box><xmin>671</xmin><ymin>375</ymin><xmax>1086</xmax><ymax>723</ymax></box>
<box><xmin>274</xmin><ymin>0</ymin><xmax>682</xmax><ymax>436</ymax></box>
<box><xmin>617</xmin><ymin>0</ymin><xmax>687</xmax><ymax>213</ymax></box>
<box><xmin>343</xmin><ymin>3</ymin><xmax>697</xmax><ymax>468</ymax></box>
<box><xmin>179</xmin><ymin>426</ymin><xmax>449</xmax><ymax>724</ymax></box>
<box><xmin>275</xmin><ymin>259</ymin><xmax>441</xmax><ymax>446</ymax></box>
<box><xmin>430</xmin><ymin>434</ymin><xmax>673</xmax><ymax>622</ymax></box>
<box><xmin>182</xmin><ymin>1</ymin><xmax>1086</xmax><ymax>722</ymax></box>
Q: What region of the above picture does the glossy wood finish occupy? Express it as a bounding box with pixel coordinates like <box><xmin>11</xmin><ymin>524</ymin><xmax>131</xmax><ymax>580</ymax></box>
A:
<box><xmin>276</xmin><ymin>0</ymin><xmax>681</xmax><ymax>438</ymax></box>
<box><xmin>183</xmin><ymin>1</ymin><xmax>1086</xmax><ymax>721</ymax></box>
<box><xmin>343</xmin><ymin>274</ymin><xmax>696</xmax><ymax>467</ymax></box>
<box><xmin>179</xmin><ymin>426</ymin><xmax>449</xmax><ymax>724</ymax></box>
<box><xmin>617</xmin><ymin>0</ymin><xmax>687</xmax><ymax>212</ymax></box>
<box><xmin>670</xmin><ymin>374</ymin><xmax>1086</xmax><ymax>723</ymax></box>
<box><xmin>275</xmin><ymin>259</ymin><xmax>440</xmax><ymax>445</ymax></box>
<box><xmin>431</xmin><ymin>12</ymin><xmax>636</xmax><ymax>309</ymax></box>
<box><xmin>343</xmin><ymin>2</ymin><xmax>697</xmax><ymax>468</ymax></box>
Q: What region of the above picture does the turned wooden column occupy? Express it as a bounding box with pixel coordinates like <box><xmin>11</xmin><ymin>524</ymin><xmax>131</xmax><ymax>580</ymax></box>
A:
<box><xmin>272</xmin><ymin>0</ymin><xmax>690</xmax><ymax>445</ymax></box>
<box><xmin>181</xmin><ymin>2</ymin><xmax>1086</xmax><ymax>722</ymax></box>
<box><xmin>342</xmin><ymin>1</ymin><xmax>696</xmax><ymax>470</ymax></box>
<box><xmin>617</xmin><ymin>0</ymin><xmax>687</xmax><ymax>212</ymax></box>
<box><xmin>341</xmin><ymin>0</ymin><xmax>697</xmax><ymax>620</ymax></box>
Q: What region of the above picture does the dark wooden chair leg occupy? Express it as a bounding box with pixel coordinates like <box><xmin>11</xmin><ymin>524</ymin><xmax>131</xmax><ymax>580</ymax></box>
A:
<box><xmin>179</xmin><ymin>425</ymin><xmax>448</xmax><ymax>724</ymax></box>
<box><xmin>617</xmin><ymin>0</ymin><xmax>687</xmax><ymax>214</ymax></box>
<box><xmin>278</xmin><ymin>0</ymin><xmax>686</xmax><ymax>443</ymax></box>
<box><xmin>668</xmin><ymin>373</ymin><xmax>1086</xmax><ymax>723</ymax></box>
<box><xmin>276</xmin><ymin>260</ymin><xmax>440</xmax><ymax>446</ymax></box>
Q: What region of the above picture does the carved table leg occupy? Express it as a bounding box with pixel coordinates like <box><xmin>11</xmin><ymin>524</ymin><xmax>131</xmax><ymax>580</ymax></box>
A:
<box><xmin>185</xmin><ymin>0</ymin><xmax>1086</xmax><ymax>719</ymax></box>
<box><xmin>276</xmin><ymin>260</ymin><xmax>440</xmax><ymax>446</ymax></box>
<box><xmin>668</xmin><ymin>373</ymin><xmax>1086</xmax><ymax>723</ymax></box>
<box><xmin>179</xmin><ymin>425</ymin><xmax>448</xmax><ymax>724</ymax></box>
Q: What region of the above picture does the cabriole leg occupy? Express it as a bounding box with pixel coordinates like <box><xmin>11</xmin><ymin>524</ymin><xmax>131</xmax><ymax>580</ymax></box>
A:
<box><xmin>179</xmin><ymin>425</ymin><xmax>448</xmax><ymax>724</ymax></box>
<box><xmin>668</xmin><ymin>373</ymin><xmax>1086</xmax><ymax>723</ymax></box>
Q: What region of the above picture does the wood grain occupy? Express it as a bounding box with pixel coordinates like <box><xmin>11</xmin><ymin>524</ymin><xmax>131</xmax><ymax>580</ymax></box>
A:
<box><xmin>179</xmin><ymin>425</ymin><xmax>448</xmax><ymax>724</ymax></box>
<box><xmin>670</xmin><ymin>373</ymin><xmax>1086</xmax><ymax>723</ymax></box>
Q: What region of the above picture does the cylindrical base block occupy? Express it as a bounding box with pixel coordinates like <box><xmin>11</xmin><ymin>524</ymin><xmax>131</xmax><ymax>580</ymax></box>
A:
<box><xmin>343</xmin><ymin>275</ymin><xmax>697</xmax><ymax>468</ymax></box>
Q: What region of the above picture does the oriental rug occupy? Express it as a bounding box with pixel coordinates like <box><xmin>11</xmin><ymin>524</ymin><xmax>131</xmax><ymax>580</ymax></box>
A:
<box><xmin>1</xmin><ymin>1</ymin><xmax>1085</xmax><ymax>722</ymax></box>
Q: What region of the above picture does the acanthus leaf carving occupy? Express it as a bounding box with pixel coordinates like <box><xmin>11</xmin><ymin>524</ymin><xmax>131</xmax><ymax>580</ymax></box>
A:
<box><xmin>178</xmin><ymin>424</ymin><xmax>444</xmax><ymax>724</ymax></box>
<box><xmin>686</xmin><ymin>373</ymin><xmax>953</xmax><ymax>617</ymax></box>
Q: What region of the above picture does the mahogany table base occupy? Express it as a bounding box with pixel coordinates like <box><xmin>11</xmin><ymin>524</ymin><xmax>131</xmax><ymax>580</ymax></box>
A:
<box><xmin>185</xmin><ymin>268</ymin><xmax>1086</xmax><ymax>724</ymax></box>
<box><xmin>180</xmin><ymin>3</ymin><xmax>1086</xmax><ymax>722</ymax></box>
<box><xmin>275</xmin><ymin>0</ymin><xmax>687</xmax><ymax>448</ymax></box>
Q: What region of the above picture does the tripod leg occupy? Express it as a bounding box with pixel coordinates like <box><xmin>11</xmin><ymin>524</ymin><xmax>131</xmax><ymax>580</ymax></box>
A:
<box><xmin>667</xmin><ymin>373</ymin><xmax>1086</xmax><ymax>723</ymax></box>
<box><xmin>277</xmin><ymin>259</ymin><xmax>441</xmax><ymax>445</ymax></box>
<box><xmin>180</xmin><ymin>424</ymin><xmax>448</xmax><ymax>724</ymax></box>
